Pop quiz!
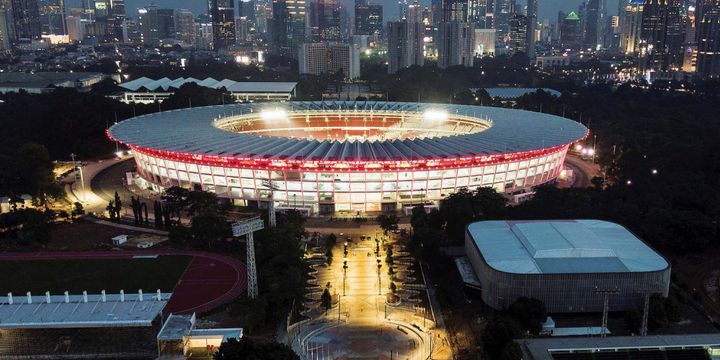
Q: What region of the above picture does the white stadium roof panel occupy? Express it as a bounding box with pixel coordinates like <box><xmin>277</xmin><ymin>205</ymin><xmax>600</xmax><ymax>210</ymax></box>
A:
<box><xmin>467</xmin><ymin>220</ymin><xmax>669</xmax><ymax>274</ymax></box>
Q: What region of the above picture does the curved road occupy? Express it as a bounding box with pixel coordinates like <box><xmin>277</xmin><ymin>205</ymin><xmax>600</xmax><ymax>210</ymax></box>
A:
<box><xmin>90</xmin><ymin>159</ymin><xmax>156</xmax><ymax>216</ymax></box>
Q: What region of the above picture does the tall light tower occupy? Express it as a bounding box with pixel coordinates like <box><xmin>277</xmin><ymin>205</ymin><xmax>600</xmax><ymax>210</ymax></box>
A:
<box><xmin>232</xmin><ymin>216</ymin><xmax>265</xmax><ymax>298</ymax></box>
<box><xmin>594</xmin><ymin>286</ymin><xmax>620</xmax><ymax>337</ymax></box>
<box><xmin>262</xmin><ymin>180</ymin><xmax>279</xmax><ymax>228</ymax></box>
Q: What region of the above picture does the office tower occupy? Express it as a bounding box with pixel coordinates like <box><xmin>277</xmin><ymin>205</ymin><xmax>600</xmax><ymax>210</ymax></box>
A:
<box><xmin>399</xmin><ymin>0</ymin><xmax>408</xmax><ymax>19</ymax></box>
<box><xmin>696</xmin><ymin>0</ymin><xmax>720</xmax><ymax>77</ymax></box>
<box><xmin>508</xmin><ymin>13</ymin><xmax>526</xmax><ymax>53</ymax></box>
<box><xmin>432</xmin><ymin>0</ymin><xmax>442</xmax><ymax>25</ymax></box>
<box><xmin>38</xmin><ymin>0</ymin><xmax>65</xmax><ymax>35</ymax></box>
<box><xmin>105</xmin><ymin>0</ymin><xmax>125</xmax><ymax>42</ymax></box>
<box><xmin>269</xmin><ymin>0</ymin><xmax>306</xmax><ymax>56</ymax></box>
<box><xmin>138</xmin><ymin>5</ymin><xmax>175</xmax><ymax>46</ymax></box>
<box><xmin>525</xmin><ymin>0</ymin><xmax>536</xmax><ymax>57</ymax></box>
<box><xmin>0</xmin><ymin>8</ymin><xmax>10</xmax><ymax>49</ymax></box>
<box><xmin>354</xmin><ymin>3</ymin><xmax>382</xmax><ymax>36</ymax></box>
<box><xmin>442</xmin><ymin>0</ymin><xmax>469</xmax><ymax>22</ymax></box>
<box><xmin>620</xmin><ymin>0</ymin><xmax>644</xmax><ymax>53</ymax></box>
<box><xmin>175</xmin><ymin>9</ymin><xmax>195</xmax><ymax>46</ymax></box>
<box><xmin>560</xmin><ymin>11</ymin><xmax>580</xmax><ymax>50</ymax></box>
<box><xmin>473</xmin><ymin>28</ymin><xmax>495</xmax><ymax>55</ymax></box>
<box><xmin>208</xmin><ymin>0</ymin><xmax>235</xmax><ymax>49</ymax></box>
<box><xmin>584</xmin><ymin>0</ymin><xmax>601</xmax><ymax>49</ymax></box>
<box><xmin>65</xmin><ymin>14</ymin><xmax>83</xmax><ymax>41</ymax></box>
<box><xmin>387</xmin><ymin>17</ymin><xmax>424</xmax><ymax>73</ymax></box>
<box><xmin>238</xmin><ymin>0</ymin><xmax>255</xmax><ymax>23</ymax></box>
<box><xmin>438</xmin><ymin>20</ymin><xmax>475</xmax><ymax>67</ymax></box>
<box><xmin>494</xmin><ymin>0</ymin><xmax>515</xmax><ymax>40</ymax></box>
<box><xmin>682</xmin><ymin>1</ymin><xmax>697</xmax><ymax>71</ymax></box>
<box><xmin>310</xmin><ymin>0</ymin><xmax>341</xmax><ymax>42</ymax></box>
<box><xmin>640</xmin><ymin>0</ymin><xmax>685</xmax><ymax>71</ymax></box>
<box><xmin>299</xmin><ymin>42</ymin><xmax>360</xmax><ymax>79</ymax></box>
<box><xmin>11</xmin><ymin>0</ymin><xmax>42</xmax><ymax>40</ymax></box>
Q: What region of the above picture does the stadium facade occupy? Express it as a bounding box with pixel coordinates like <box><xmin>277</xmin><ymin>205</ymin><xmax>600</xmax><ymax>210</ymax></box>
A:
<box><xmin>108</xmin><ymin>101</ymin><xmax>588</xmax><ymax>215</ymax></box>
<box><xmin>465</xmin><ymin>220</ymin><xmax>671</xmax><ymax>313</ymax></box>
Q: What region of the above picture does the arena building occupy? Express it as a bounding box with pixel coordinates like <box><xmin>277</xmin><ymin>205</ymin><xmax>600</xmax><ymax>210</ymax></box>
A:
<box><xmin>465</xmin><ymin>220</ymin><xmax>671</xmax><ymax>313</ymax></box>
<box><xmin>108</xmin><ymin>101</ymin><xmax>588</xmax><ymax>215</ymax></box>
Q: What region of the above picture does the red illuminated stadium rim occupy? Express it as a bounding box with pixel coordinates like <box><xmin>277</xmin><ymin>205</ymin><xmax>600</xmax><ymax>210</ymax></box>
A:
<box><xmin>108</xmin><ymin>129</ymin><xmax>585</xmax><ymax>172</ymax></box>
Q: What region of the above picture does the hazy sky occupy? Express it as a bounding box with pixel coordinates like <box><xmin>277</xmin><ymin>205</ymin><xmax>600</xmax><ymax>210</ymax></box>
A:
<box><xmin>67</xmin><ymin>0</ymin><xmax>621</xmax><ymax>24</ymax></box>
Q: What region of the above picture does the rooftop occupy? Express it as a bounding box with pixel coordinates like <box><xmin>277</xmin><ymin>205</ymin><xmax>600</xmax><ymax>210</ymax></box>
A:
<box><xmin>108</xmin><ymin>101</ymin><xmax>587</xmax><ymax>162</ymax></box>
<box><xmin>119</xmin><ymin>76</ymin><xmax>297</xmax><ymax>93</ymax></box>
<box><xmin>519</xmin><ymin>334</ymin><xmax>720</xmax><ymax>360</ymax></box>
<box><xmin>467</xmin><ymin>220</ymin><xmax>669</xmax><ymax>274</ymax></box>
<box><xmin>0</xmin><ymin>292</ymin><xmax>170</xmax><ymax>329</ymax></box>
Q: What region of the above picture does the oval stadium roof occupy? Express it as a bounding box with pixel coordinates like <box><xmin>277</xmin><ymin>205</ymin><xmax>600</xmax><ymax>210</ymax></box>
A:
<box><xmin>467</xmin><ymin>220</ymin><xmax>669</xmax><ymax>275</ymax></box>
<box><xmin>108</xmin><ymin>101</ymin><xmax>588</xmax><ymax>163</ymax></box>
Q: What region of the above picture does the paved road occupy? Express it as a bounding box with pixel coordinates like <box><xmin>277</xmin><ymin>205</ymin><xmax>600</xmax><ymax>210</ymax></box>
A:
<box><xmin>564</xmin><ymin>154</ymin><xmax>600</xmax><ymax>188</ymax></box>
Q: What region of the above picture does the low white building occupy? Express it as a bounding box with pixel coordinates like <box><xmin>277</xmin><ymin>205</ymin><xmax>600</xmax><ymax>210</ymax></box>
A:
<box><xmin>113</xmin><ymin>77</ymin><xmax>297</xmax><ymax>104</ymax></box>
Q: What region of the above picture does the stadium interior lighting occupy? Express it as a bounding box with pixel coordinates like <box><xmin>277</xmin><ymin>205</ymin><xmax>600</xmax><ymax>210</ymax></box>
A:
<box><xmin>260</xmin><ymin>108</ymin><xmax>288</xmax><ymax>121</ymax></box>
<box><xmin>422</xmin><ymin>109</ymin><xmax>448</xmax><ymax>122</ymax></box>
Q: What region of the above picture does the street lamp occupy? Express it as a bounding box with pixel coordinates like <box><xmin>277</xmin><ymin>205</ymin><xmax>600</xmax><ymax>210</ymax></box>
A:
<box><xmin>343</xmin><ymin>259</ymin><xmax>348</xmax><ymax>296</ymax></box>
<box><xmin>377</xmin><ymin>258</ymin><xmax>382</xmax><ymax>295</ymax></box>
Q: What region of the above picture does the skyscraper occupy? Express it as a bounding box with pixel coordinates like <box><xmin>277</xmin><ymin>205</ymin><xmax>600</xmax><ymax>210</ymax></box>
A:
<box><xmin>299</xmin><ymin>42</ymin><xmax>360</xmax><ymax>79</ymax></box>
<box><xmin>175</xmin><ymin>8</ymin><xmax>195</xmax><ymax>47</ymax></box>
<box><xmin>208</xmin><ymin>0</ymin><xmax>235</xmax><ymax>49</ymax></box>
<box><xmin>309</xmin><ymin>0</ymin><xmax>340</xmax><ymax>42</ymax></box>
<box><xmin>105</xmin><ymin>0</ymin><xmax>125</xmax><ymax>42</ymax></box>
<box><xmin>11</xmin><ymin>0</ymin><xmax>42</xmax><ymax>40</ymax></box>
<box><xmin>620</xmin><ymin>0</ymin><xmax>644</xmax><ymax>54</ymax></box>
<box><xmin>0</xmin><ymin>8</ymin><xmax>11</xmax><ymax>49</ymax></box>
<box><xmin>387</xmin><ymin>9</ymin><xmax>424</xmax><ymax>73</ymax></box>
<box><xmin>696</xmin><ymin>0</ymin><xmax>720</xmax><ymax>77</ymax></box>
<box><xmin>583</xmin><ymin>0</ymin><xmax>601</xmax><ymax>49</ymax></box>
<box><xmin>269</xmin><ymin>0</ymin><xmax>306</xmax><ymax>56</ymax></box>
<box><xmin>639</xmin><ymin>0</ymin><xmax>685</xmax><ymax>71</ymax></box>
<box><xmin>525</xmin><ymin>0</ymin><xmax>536</xmax><ymax>57</ymax></box>
<box><xmin>494</xmin><ymin>0</ymin><xmax>515</xmax><ymax>41</ymax></box>
<box><xmin>509</xmin><ymin>12</ymin><xmax>527</xmax><ymax>53</ymax></box>
<box><xmin>354</xmin><ymin>3</ymin><xmax>382</xmax><ymax>36</ymax></box>
<box><xmin>38</xmin><ymin>0</ymin><xmax>65</xmax><ymax>35</ymax></box>
<box><xmin>438</xmin><ymin>20</ymin><xmax>474</xmax><ymax>67</ymax></box>
<box><xmin>238</xmin><ymin>0</ymin><xmax>255</xmax><ymax>23</ymax></box>
<box><xmin>138</xmin><ymin>5</ymin><xmax>175</xmax><ymax>46</ymax></box>
<box><xmin>560</xmin><ymin>11</ymin><xmax>581</xmax><ymax>50</ymax></box>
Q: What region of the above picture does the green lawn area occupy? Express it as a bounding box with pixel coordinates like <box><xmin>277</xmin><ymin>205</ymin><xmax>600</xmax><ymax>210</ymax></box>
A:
<box><xmin>0</xmin><ymin>255</ymin><xmax>192</xmax><ymax>294</ymax></box>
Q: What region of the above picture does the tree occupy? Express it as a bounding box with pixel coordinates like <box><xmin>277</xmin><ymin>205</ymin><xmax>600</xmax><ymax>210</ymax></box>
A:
<box><xmin>508</xmin><ymin>297</ymin><xmax>546</xmax><ymax>335</ymax></box>
<box><xmin>71</xmin><ymin>202</ymin><xmax>84</xmax><ymax>218</ymax></box>
<box><xmin>499</xmin><ymin>342</ymin><xmax>523</xmax><ymax>360</ymax></box>
<box><xmin>321</xmin><ymin>287</ymin><xmax>332</xmax><ymax>311</ymax></box>
<box><xmin>325</xmin><ymin>248</ymin><xmax>333</xmax><ymax>265</ymax></box>
<box><xmin>440</xmin><ymin>187</ymin><xmax>507</xmax><ymax>242</ymax></box>
<box><xmin>190</xmin><ymin>213</ymin><xmax>230</xmax><ymax>248</ymax></box>
<box><xmin>229</xmin><ymin>297</ymin><xmax>267</xmax><ymax>333</ymax></box>
<box><xmin>482</xmin><ymin>315</ymin><xmax>522</xmax><ymax>360</ymax></box>
<box><xmin>21</xmin><ymin>209</ymin><xmax>51</xmax><ymax>245</ymax></box>
<box><xmin>376</xmin><ymin>214</ymin><xmax>399</xmax><ymax>234</ymax></box>
<box><xmin>113</xmin><ymin>191</ymin><xmax>122</xmax><ymax>220</ymax></box>
<box><xmin>214</xmin><ymin>337</ymin><xmax>299</xmax><ymax>360</ymax></box>
<box><xmin>161</xmin><ymin>186</ymin><xmax>190</xmax><ymax>220</ymax></box>
<box><xmin>187</xmin><ymin>190</ymin><xmax>222</xmax><ymax>216</ymax></box>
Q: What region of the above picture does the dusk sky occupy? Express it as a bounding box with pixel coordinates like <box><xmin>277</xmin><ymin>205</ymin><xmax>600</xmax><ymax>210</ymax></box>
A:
<box><xmin>67</xmin><ymin>0</ymin><xmax>621</xmax><ymax>24</ymax></box>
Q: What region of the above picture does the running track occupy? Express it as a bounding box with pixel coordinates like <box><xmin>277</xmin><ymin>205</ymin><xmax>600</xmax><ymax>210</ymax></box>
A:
<box><xmin>0</xmin><ymin>250</ymin><xmax>247</xmax><ymax>315</ymax></box>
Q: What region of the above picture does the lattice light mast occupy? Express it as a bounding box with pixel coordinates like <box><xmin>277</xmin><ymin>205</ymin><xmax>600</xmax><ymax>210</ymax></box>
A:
<box><xmin>232</xmin><ymin>216</ymin><xmax>265</xmax><ymax>298</ymax></box>
<box><xmin>262</xmin><ymin>180</ymin><xmax>279</xmax><ymax>228</ymax></box>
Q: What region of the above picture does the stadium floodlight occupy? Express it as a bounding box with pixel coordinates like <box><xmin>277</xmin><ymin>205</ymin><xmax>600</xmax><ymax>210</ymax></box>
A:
<box><xmin>260</xmin><ymin>108</ymin><xmax>288</xmax><ymax>121</ymax></box>
<box><xmin>423</xmin><ymin>109</ymin><xmax>448</xmax><ymax>122</ymax></box>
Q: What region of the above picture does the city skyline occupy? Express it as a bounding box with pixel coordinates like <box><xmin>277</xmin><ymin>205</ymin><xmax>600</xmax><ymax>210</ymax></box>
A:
<box><xmin>64</xmin><ymin>0</ymin><xmax>621</xmax><ymax>23</ymax></box>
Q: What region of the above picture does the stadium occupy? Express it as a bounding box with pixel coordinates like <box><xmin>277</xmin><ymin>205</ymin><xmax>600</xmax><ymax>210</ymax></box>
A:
<box><xmin>465</xmin><ymin>220</ymin><xmax>671</xmax><ymax>313</ymax></box>
<box><xmin>108</xmin><ymin>101</ymin><xmax>588</xmax><ymax>215</ymax></box>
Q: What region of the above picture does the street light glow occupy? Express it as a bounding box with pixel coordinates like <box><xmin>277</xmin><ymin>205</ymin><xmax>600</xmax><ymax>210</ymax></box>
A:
<box><xmin>115</xmin><ymin>151</ymin><xmax>124</xmax><ymax>158</ymax></box>
<box><xmin>575</xmin><ymin>144</ymin><xmax>583</xmax><ymax>151</ymax></box>
<box><xmin>652</xmin><ymin>169</ymin><xmax>658</xmax><ymax>175</ymax></box>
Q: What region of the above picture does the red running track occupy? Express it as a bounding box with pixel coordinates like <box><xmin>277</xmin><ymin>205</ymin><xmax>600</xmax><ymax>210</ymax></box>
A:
<box><xmin>0</xmin><ymin>250</ymin><xmax>247</xmax><ymax>315</ymax></box>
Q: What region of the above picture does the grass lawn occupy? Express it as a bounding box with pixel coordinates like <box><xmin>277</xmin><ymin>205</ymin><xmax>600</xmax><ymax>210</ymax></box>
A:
<box><xmin>0</xmin><ymin>255</ymin><xmax>192</xmax><ymax>294</ymax></box>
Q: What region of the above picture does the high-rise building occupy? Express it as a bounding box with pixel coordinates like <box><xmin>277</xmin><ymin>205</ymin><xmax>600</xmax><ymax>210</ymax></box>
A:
<box><xmin>0</xmin><ymin>8</ymin><xmax>11</xmax><ymax>49</ymax></box>
<box><xmin>508</xmin><ymin>13</ymin><xmax>527</xmax><ymax>53</ymax></box>
<box><xmin>682</xmin><ymin>1</ymin><xmax>697</xmax><ymax>71</ymax></box>
<box><xmin>105</xmin><ymin>0</ymin><xmax>125</xmax><ymax>42</ymax></box>
<box><xmin>208</xmin><ymin>0</ymin><xmax>235</xmax><ymax>49</ymax></box>
<box><xmin>560</xmin><ymin>11</ymin><xmax>581</xmax><ymax>50</ymax></box>
<box><xmin>438</xmin><ymin>20</ymin><xmax>475</xmax><ymax>67</ymax></box>
<box><xmin>138</xmin><ymin>5</ymin><xmax>175</xmax><ymax>46</ymax></box>
<box><xmin>299</xmin><ymin>42</ymin><xmax>361</xmax><ymax>79</ymax></box>
<box><xmin>525</xmin><ymin>0</ymin><xmax>536</xmax><ymax>57</ymax></box>
<box><xmin>354</xmin><ymin>3</ymin><xmax>382</xmax><ymax>36</ymax></box>
<box><xmin>494</xmin><ymin>0</ymin><xmax>515</xmax><ymax>41</ymax></box>
<box><xmin>696</xmin><ymin>0</ymin><xmax>720</xmax><ymax>77</ymax></box>
<box><xmin>11</xmin><ymin>0</ymin><xmax>42</xmax><ymax>40</ymax></box>
<box><xmin>175</xmin><ymin>9</ymin><xmax>195</xmax><ymax>47</ymax></box>
<box><xmin>620</xmin><ymin>0</ymin><xmax>644</xmax><ymax>54</ymax></box>
<box><xmin>38</xmin><ymin>0</ymin><xmax>65</xmax><ymax>35</ymax></box>
<box><xmin>309</xmin><ymin>0</ymin><xmax>341</xmax><ymax>42</ymax></box>
<box><xmin>473</xmin><ymin>28</ymin><xmax>495</xmax><ymax>55</ymax></box>
<box><xmin>639</xmin><ymin>0</ymin><xmax>685</xmax><ymax>71</ymax></box>
<box><xmin>583</xmin><ymin>0</ymin><xmax>602</xmax><ymax>49</ymax></box>
<box><xmin>238</xmin><ymin>0</ymin><xmax>255</xmax><ymax>23</ymax></box>
<box><xmin>269</xmin><ymin>0</ymin><xmax>306</xmax><ymax>56</ymax></box>
<box><xmin>387</xmin><ymin>18</ymin><xmax>424</xmax><ymax>73</ymax></box>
